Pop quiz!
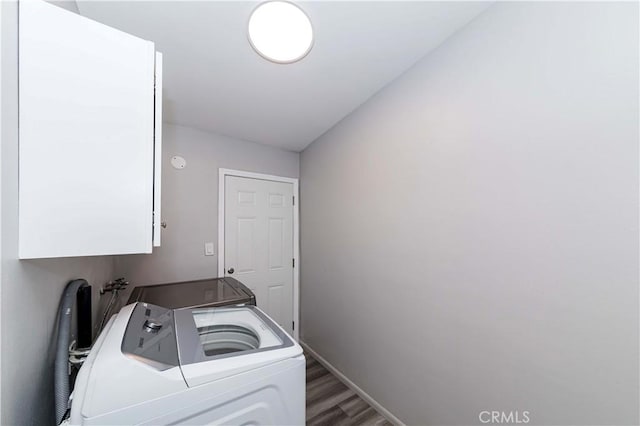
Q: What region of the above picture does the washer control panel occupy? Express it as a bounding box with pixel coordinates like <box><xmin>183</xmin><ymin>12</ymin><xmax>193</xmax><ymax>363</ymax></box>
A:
<box><xmin>143</xmin><ymin>318</ymin><xmax>163</xmax><ymax>332</ymax></box>
<box><xmin>121</xmin><ymin>303</ymin><xmax>178</xmax><ymax>369</ymax></box>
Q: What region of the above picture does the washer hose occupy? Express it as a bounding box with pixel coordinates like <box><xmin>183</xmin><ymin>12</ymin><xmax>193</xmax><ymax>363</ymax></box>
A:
<box><xmin>54</xmin><ymin>279</ymin><xmax>88</xmax><ymax>425</ymax></box>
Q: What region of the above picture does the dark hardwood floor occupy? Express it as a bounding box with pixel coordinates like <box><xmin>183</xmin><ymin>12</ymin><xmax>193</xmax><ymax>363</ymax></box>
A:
<box><xmin>305</xmin><ymin>353</ymin><xmax>394</xmax><ymax>426</ymax></box>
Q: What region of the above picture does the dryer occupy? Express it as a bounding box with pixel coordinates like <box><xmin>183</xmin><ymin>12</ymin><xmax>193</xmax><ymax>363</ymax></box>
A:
<box><xmin>68</xmin><ymin>302</ymin><xmax>304</xmax><ymax>425</ymax></box>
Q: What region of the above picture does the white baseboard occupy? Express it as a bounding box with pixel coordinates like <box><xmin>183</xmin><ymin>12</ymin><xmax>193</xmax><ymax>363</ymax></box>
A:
<box><xmin>300</xmin><ymin>341</ymin><xmax>405</xmax><ymax>426</ymax></box>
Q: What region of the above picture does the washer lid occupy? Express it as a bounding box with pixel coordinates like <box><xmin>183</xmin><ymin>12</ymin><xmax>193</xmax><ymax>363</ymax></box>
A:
<box><xmin>174</xmin><ymin>306</ymin><xmax>302</xmax><ymax>387</ymax></box>
<box><xmin>127</xmin><ymin>277</ymin><xmax>255</xmax><ymax>310</ymax></box>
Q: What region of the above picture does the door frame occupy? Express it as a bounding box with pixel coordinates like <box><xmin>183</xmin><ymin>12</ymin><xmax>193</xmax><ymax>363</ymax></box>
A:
<box><xmin>218</xmin><ymin>168</ymin><xmax>300</xmax><ymax>341</ymax></box>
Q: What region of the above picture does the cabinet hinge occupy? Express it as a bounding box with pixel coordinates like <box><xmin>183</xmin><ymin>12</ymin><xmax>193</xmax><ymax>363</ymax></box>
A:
<box><xmin>292</xmin><ymin>321</ymin><xmax>295</xmax><ymax>331</ymax></box>
<box><xmin>293</xmin><ymin>196</ymin><xmax>295</xmax><ymax>206</ymax></box>
<box><xmin>292</xmin><ymin>258</ymin><xmax>295</xmax><ymax>268</ymax></box>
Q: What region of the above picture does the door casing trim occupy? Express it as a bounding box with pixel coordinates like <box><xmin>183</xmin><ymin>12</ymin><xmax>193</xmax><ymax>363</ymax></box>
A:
<box><xmin>218</xmin><ymin>168</ymin><xmax>300</xmax><ymax>341</ymax></box>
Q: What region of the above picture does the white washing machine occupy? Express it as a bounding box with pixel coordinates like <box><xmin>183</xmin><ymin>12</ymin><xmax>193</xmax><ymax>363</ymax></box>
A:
<box><xmin>68</xmin><ymin>302</ymin><xmax>305</xmax><ymax>425</ymax></box>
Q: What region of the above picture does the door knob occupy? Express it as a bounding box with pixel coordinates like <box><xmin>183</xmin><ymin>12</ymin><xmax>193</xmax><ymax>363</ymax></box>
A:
<box><xmin>227</xmin><ymin>268</ymin><xmax>234</xmax><ymax>274</ymax></box>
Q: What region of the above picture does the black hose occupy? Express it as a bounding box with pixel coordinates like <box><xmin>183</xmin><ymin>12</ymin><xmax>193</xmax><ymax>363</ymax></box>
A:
<box><xmin>54</xmin><ymin>279</ymin><xmax>88</xmax><ymax>425</ymax></box>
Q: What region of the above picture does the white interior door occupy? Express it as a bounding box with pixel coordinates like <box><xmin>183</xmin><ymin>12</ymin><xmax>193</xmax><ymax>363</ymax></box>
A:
<box><xmin>224</xmin><ymin>176</ymin><xmax>294</xmax><ymax>335</ymax></box>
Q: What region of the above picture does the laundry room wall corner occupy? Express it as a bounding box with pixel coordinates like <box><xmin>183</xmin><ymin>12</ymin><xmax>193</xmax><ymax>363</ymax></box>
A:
<box><xmin>114</xmin><ymin>124</ymin><xmax>300</xmax><ymax>288</ymax></box>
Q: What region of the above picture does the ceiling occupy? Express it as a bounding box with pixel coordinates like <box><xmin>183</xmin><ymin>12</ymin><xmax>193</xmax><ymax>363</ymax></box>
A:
<box><xmin>77</xmin><ymin>1</ymin><xmax>491</xmax><ymax>152</ymax></box>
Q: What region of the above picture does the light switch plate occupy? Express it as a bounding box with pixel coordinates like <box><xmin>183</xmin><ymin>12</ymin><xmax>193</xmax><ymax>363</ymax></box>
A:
<box><xmin>204</xmin><ymin>242</ymin><xmax>215</xmax><ymax>256</ymax></box>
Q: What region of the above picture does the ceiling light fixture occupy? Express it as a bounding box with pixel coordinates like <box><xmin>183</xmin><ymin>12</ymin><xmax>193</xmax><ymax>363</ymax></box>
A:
<box><xmin>248</xmin><ymin>1</ymin><xmax>313</xmax><ymax>64</ymax></box>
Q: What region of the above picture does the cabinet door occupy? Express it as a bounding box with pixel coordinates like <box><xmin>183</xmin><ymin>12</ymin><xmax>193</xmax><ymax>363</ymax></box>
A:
<box><xmin>19</xmin><ymin>0</ymin><xmax>155</xmax><ymax>258</ymax></box>
<box><xmin>153</xmin><ymin>52</ymin><xmax>163</xmax><ymax>247</ymax></box>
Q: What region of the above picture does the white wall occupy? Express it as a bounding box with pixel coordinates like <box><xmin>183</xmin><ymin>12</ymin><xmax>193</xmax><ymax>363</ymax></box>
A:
<box><xmin>300</xmin><ymin>2</ymin><xmax>639</xmax><ymax>425</ymax></box>
<box><xmin>0</xmin><ymin>2</ymin><xmax>4</xmax><ymax>422</ymax></box>
<box><xmin>1</xmin><ymin>2</ymin><xmax>116</xmax><ymax>425</ymax></box>
<box><xmin>115</xmin><ymin>123</ymin><xmax>299</xmax><ymax>287</ymax></box>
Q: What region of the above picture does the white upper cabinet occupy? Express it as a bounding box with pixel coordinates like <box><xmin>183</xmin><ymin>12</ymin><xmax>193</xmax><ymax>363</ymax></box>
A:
<box><xmin>18</xmin><ymin>0</ymin><xmax>162</xmax><ymax>259</ymax></box>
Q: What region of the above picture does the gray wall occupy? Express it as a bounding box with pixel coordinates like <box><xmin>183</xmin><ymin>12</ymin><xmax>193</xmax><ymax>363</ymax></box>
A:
<box><xmin>300</xmin><ymin>2</ymin><xmax>639</xmax><ymax>425</ymax></box>
<box><xmin>47</xmin><ymin>0</ymin><xmax>79</xmax><ymax>14</ymax></box>
<box><xmin>115</xmin><ymin>123</ymin><xmax>299</xmax><ymax>287</ymax></box>
<box><xmin>1</xmin><ymin>2</ymin><xmax>116</xmax><ymax>425</ymax></box>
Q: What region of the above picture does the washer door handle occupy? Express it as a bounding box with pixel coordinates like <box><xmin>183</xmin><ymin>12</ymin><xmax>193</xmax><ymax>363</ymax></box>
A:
<box><xmin>227</xmin><ymin>267</ymin><xmax>235</xmax><ymax>274</ymax></box>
